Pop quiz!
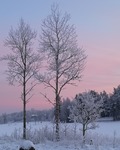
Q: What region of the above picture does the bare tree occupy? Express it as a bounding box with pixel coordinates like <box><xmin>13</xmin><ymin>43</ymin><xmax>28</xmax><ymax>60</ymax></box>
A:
<box><xmin>2</xmin><ymin>19</ymin><xmax>41</xmax><ymax>139</ymax></box>
<box><xmin>69</xmin><ymin>91</ymin><xmax>103</xmax><ymax>144</ymax></box>
<box><xmin>38</xmin><ymin>4</ymin><xmax>86</xmax><ymax>141</ymax></box>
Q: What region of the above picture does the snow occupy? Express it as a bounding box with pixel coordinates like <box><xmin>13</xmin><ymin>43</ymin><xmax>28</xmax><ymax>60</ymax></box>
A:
<box><xmin>19</xmin><ymin>140</ymin><xmax>35</xmax><ymax>149</ymax></box>
<box><xmin>93</xmin><ymin>120</ymin><xmax>120</xmax><ymax>137</ymax></box>
<box><xmin>0</xmin><ymin>140</ymin><xmax>118</xmax><ymax>150</ymax></box>
<box><xmin>0</xmin><ymin>120</ymin><xmax>120</xmax><ymax>149</ymax></box>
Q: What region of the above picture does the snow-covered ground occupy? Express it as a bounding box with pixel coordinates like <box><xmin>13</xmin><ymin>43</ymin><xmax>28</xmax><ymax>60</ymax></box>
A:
<box><xmin>0</xmin><ymin>120</ymin><xmax>120</xmax><ymax>150</ymax></box>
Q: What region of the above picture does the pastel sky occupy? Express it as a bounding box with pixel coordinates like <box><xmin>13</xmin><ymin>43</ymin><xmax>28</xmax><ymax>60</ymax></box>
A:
<box><xmin>0</xmin><ymin>0</ymin><xmax>120</xmax><ymax>114</ymax></box>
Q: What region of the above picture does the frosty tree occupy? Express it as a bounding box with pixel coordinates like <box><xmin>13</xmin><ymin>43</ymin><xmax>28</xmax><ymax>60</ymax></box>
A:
<box><xmin>69</xmin><ymin>91</ymin><xmax>103</xmax><ymax>144</ymax></box>
<box><xmin>2</xmin><ymin>19</ymin><xmax>41</xmax><ymax>139</ymax></box>
<box><xmin>37</xmin><ymin>4</ymin><xmax>86</xmax><ymax>141</ymax></box>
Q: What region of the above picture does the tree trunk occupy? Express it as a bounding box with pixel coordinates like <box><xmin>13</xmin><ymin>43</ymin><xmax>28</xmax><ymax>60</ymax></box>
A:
<box><xmin>82</xmin><ymin>124</ymin><xmax>86</xmax><ymax>145</ymax></box>
<box><xmin>55</xmin><ymin>94</ymin><xmax>60</xmax><ymax>141</ymax></box>
<box><xmin>55</xmin><ymin>53</ymin><xmax>60</xmax><ymax>141</ymax></box>
<box><xmin>23</xmin><ymin>99</ymin><xmax>26</xmax><ymax>139</ymax></box>
<box><xmin>23</xmin><ymin>70</ymin><xmax>26</xmax><ymax>139</ymax></box>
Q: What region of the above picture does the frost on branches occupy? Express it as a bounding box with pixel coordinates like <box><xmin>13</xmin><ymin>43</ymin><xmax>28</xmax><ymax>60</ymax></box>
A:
<box><xmin>69</xmin><ymin>91</ymin><xmax>103</xmax><ymax>144</ymax></box>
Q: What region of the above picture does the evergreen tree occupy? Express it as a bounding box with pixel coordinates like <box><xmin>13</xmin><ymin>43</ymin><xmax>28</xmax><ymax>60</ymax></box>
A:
<box><xmin>110</xmin><ymin>85</ymin><xmax>120</xmax><ymax>120</ymax></box>
<box><xmin>100</xmin><ymin>91</ymin><xmax>111</xmax><ymax>117</ymax></box>
<box><xmin>60</xmin><ymin>98</ymin><xmax>72</xmax><ymax>123</ymax></box>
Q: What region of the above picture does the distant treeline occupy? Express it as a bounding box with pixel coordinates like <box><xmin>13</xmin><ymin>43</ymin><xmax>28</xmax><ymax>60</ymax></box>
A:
<box><xmin>1</xmin><ymin>85</ymin><xmax>120</xmax><ymax>124</ymax></box>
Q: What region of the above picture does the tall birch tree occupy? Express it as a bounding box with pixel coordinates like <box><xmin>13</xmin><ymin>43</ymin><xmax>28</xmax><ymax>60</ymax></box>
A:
<box><xmin>38</xmin><ymin>5</ymin><xmax>86</xmax><ymax>141</ymax></box>
<box><xmin>2</xmin><ymin>19</ymin><xmax>41</xmax><ymax>139</ymax></box>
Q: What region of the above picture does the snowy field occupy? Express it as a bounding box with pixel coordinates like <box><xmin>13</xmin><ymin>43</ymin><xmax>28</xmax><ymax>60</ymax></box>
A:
<box><xmin>0</xmin><ymin>120</ymin><xmax>120</xmax><ymax>150</ymax></box>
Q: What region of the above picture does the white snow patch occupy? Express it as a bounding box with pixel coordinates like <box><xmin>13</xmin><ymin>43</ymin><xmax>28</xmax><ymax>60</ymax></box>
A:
<box><xmin>19</xmin><ymin>140</ymin><xmax>35</xmax><ymax>149</ymax></box>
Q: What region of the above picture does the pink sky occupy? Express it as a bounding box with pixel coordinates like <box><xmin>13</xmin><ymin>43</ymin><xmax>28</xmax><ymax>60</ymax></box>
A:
<box><xmin>0</xmin><ymin>0</ymin><xmax>120</xmax><ymax>113</ymax></box>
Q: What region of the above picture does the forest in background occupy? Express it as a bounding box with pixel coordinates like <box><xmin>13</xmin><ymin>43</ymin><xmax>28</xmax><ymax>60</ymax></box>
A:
<box><xmin>1</xmin><ymin>84</ymin><xmax>120</xmax><ymax>124</ymax></box>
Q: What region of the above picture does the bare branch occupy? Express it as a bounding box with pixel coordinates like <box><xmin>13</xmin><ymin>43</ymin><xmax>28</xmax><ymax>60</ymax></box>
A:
<box><xmin>40</xmin><ymin>92</ymin><xmax>55</xmax><ymax>106</ymax></box>
<box><xmin>36</xmin><ymin>74</ymin><xmax>56</xmax><ymax>91</ymax></box>
<box><xmin>26</xmin><ymin>94</ymin><xmax>34</xmax><ymax>103</ymax></box>
<box><xmin>25</xmin><ymin>82</ymin><xmax>38</xmax><ymax>97</ymax></box>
